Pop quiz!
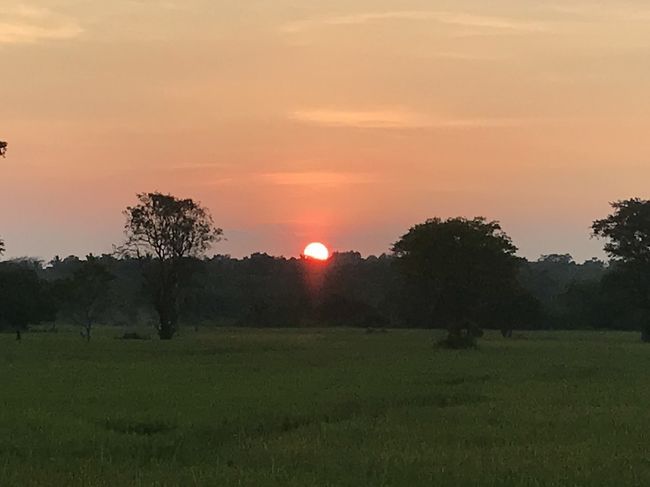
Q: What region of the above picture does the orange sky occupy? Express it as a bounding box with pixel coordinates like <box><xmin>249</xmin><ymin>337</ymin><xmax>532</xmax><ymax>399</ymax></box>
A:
<box><xmin>2</xmin><ymin>1</ymin><xmax>650</xmax><ymax>261</ymax></box>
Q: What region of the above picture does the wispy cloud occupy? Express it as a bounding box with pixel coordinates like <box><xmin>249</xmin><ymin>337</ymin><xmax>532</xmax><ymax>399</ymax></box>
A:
<box><xmin>291</xmin><ymin>109</ymin><xmax>428</xmax><ymax>129</ymax></box>
<box><xmin>429</xmin><ymin>51</ymin><xmax>505</xmax><ymax>61</ymax></box>
<box><xmin>260</xmin><ymin>171</ymin><xmax>378</xmax><ymax>188</ymax></box>
<box><xmin>0</xmin><ymin>5</ymin><xmax>82</xmax><ymax>44</ymax></box>
<box><xmin>543</xmin><ymin>3</ymin><xmax>650</xmax><ymax>20</ymax></box>
<box><xmin>282</xmin><ymin>10</ymin><xmax>546</xmax><ymax>34</ymax></box>
<box><xmin>291</xmin><ymin>109</ymin><xmax>525</xmax><ymax>130</ymax></box>
<box><xmin>193</xmin><ymin>169</ymin><xmax>379</xmax><ymax>188</ymax></box>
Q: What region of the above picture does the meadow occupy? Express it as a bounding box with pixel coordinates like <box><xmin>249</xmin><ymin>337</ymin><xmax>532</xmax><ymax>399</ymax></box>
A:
<box><xmin>1</xmin><ymin>327</ymin><xmax>650</xmax><ymax>486</ymax></box>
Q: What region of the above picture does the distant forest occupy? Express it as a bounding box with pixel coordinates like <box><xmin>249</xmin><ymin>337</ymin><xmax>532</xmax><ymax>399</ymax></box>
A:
<box><xmin>0</xmin><ymin>251</ymin><xmax>640</xmax><ymax>332</ymax></box>
<box><xmin>2</xmin><ymin>190</ymin><xmax>650</xmax><ymax>344</ymax></box>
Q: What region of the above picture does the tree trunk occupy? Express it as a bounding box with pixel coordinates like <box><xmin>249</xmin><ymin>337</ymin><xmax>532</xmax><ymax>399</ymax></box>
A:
<box><xmin>157</xmin><ymin>297</ymin><xmax>178</xmax><ymax>340</ymax></box>
<box><xmin>151</xmin><ymin>261</ymin><xmax>180</xmax><ymax>340</ymax></box>
<box><xmin>85</xmin><ymin>312</ymin><xmax>92</xmax><ymax>342</ymax></box>
<box><xmin>642</xmin><ymin>323</ymin><xmax>650</xmax><ymax>342</ymax></box>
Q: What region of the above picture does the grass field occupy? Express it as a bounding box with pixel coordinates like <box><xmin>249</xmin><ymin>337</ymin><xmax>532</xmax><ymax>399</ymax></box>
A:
<box><xmin>1</xmin><ymin>327</ymin><xmax>650</xmax><ymax>486</ymax></box>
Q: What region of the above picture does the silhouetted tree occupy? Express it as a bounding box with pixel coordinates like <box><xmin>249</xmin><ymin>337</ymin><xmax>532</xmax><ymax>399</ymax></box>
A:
<box><xmin>593</xmin><ymin>198</ymin><xmax>650</xmax><ymax>341</ymax></box>
<box><xmin>0</xmin><ymin>145</ymin><xmax>6</xmax><ymax>271</ymax></box>
<box><xmin>58</xmin><ymin>255</ymin><xmax>114</xmax><ymax>341</ymax></box>
<box><xmin>596</xmin><ymin>263</ymin><xmax>646</xmax><ymax>331</ymax></box>
<box><xmin>121</xmin><ymin>192</ymin><xmax>222</xmax><ymax>339</ymax></box>
<box><xmin>0</xmin><ymin>262</ymin><xmax>56</xmax><ymax>331</ymax></box>
<box><xmin>392</xmin><ymin>217</ymin><xmax>523</xmax><ymax>346</ymax></box>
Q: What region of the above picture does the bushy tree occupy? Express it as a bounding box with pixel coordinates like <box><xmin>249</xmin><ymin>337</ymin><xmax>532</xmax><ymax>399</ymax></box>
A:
<box><xmin>392</xmin><ymin>217</ymin><xmax>527</xmax><ymax>346</ymax></box>
<box><xmin>0</xmin><ymin>262</ymin><xmax>56</xmax><ymax>331</ymax></box>
<box><xmin>593</xmin><ymin>198</ymin><xmax>650</xmax><ymax>341</ymax></box>
<box><xmin>121</xmin><ymin>192</ymin><xmax>222</xmax><ymax>339</ymax></box>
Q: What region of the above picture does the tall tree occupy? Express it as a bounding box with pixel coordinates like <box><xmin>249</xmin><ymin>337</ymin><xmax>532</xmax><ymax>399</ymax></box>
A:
<box><xmin>592</xmin><ymin>198</ymin><xmax>650</xmax><ymax>341</ymax></box>
<box><xmin>121</xmin><ymin>192</ymin><xmax>222</xmax><ymax>339</ymax></box>
<box><xmin>392</xmin><ymin>217</ymin><xmax>525</xmax><ymax>346</ymax></box>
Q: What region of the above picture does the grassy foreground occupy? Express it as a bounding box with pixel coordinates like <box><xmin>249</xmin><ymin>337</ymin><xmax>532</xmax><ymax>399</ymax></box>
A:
<box><xmin>1</xmin><ymin>328</ymin><xmax>649</xmax><ymax>486</ymax></box>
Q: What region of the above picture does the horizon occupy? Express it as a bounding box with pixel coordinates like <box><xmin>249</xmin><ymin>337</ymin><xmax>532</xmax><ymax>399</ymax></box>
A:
<box><xmin>3</xmin><ymin>0</ymin><xmax>649</xmax><ymax>261</ymax></box>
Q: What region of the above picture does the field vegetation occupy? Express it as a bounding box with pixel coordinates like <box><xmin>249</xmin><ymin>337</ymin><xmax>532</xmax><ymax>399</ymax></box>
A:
<box><xmin>2</xmin><ymin>327</ymin><xmax>649</xmax><ymax>486</ymax></box>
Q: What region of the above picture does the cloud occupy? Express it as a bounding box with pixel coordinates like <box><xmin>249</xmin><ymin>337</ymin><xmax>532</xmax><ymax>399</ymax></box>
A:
<box><xmin>0</xmin><ymin>5</ymin><xmax>82</xmax><ymax>44</ymax></box>
<box><xmin>192</xmin><ymin>170</ymin><xmax>379</xmax><ymax>188</ymax></box>
<box><xmin>282</xmin><ymin>10</ymin><xmax>546</xmax><ymax>34</ymax></box>
<box><xmin>260</xmin><ymin>171</ymin><xmax>378</xmax><ymax>187</ymax></box>
<box><xmin>428</xmin><ymin>51</ymin><xmax>505</xmax><ymax>61</ymax></box>
<box><xmin>290</xmin><ymin>109</ymin><xmax>525</xmax><ymax>129</ymax></box>
<box><xmin>291</xmin><ymin>109</ymin><xmax>429</xmax><ymax>129</ymax></box>
<box><xmin>542</xmin><ymin>3</ymin><xmax>650</xmax><ymax>21</ymax></box>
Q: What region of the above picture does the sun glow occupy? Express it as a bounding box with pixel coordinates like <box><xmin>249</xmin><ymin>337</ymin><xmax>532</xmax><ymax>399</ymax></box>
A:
<box><xmin>303</xmin><ymin>242</ymin><xmax>330</xmax><ymax>260</ymax></box>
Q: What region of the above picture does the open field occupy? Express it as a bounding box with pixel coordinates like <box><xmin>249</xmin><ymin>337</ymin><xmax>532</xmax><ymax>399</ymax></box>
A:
<box><xmin>1</xmin><ymin>328</ymin><xmax>650</xmax><ymax>486</ymax></box>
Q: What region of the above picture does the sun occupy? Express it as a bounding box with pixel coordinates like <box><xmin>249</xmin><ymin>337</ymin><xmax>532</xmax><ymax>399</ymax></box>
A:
<box><xmin>303</xmin><ymin>242</ymin><xmax>330</xmax><ymax>261</ymax></box>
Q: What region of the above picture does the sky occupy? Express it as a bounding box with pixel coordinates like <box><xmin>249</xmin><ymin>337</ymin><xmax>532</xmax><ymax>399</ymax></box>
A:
<box><xmin>2</xmin><ymin>0</ymin><xmax>650</xmax><ymax>262</ymax></box>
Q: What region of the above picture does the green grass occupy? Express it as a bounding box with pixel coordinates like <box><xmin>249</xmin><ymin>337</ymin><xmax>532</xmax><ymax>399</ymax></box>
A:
<box><xmin>1</xmin><ymin>327</ymin><xmax>649</xmax><ymax>486</ymax></box>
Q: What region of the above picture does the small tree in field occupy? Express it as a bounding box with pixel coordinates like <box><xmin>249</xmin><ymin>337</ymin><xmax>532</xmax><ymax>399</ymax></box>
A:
<box><xmin>0</xmin><ymin>140</ymin><xmax>7</xmax><ymax>281</ymax></box>
<box><xmin>121</xmin><ymin>192</ymin><xmax>222</xmax><ymax>339</ymax></box>
<box><xmin>1</xmin><ymin>140</ymin><xmax>7</xmax><ymax>255</ymax></box>
<box><xmin>592</xmin><ymin>198</ymin><xmax>650</xmax><ymax>341</ymax></box>
<box><xmin>393</xmin><ymin>217</ymin><xmax>523</xmax><ymax>347</ymax></box>
<box><xmin>59</xmin><ymin>256</ymin><xmax>114</xmax><ymax>341</ymax></box>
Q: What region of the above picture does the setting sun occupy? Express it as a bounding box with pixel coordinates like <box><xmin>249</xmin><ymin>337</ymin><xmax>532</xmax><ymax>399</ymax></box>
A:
<box><xmin>303</xmin><ymin>242</ymin><xmax>330</xmax><ymax>261</ymax></box>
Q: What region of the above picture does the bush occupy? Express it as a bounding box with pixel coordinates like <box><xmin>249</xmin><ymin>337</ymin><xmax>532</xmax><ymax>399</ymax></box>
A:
<box><xmin>436</xmin><ymin>332</ymin><xmax>477</xmax><ymax>350</ymax></box>
<box><xmin>118</xmin><ymin>332</ymin><xmax>149</xmax><ymax>340</ymax></box>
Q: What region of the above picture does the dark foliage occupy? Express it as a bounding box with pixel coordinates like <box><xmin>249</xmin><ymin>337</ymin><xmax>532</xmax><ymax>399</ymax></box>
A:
<box><xmin>436</xmin><ymin>330</ymin><xmax>478</xmax><ymax>349</ymax></box>
<box><xmin>55</xmin><ymin>255</ymin><xmax>114</xmax><ymax>341</ymax></box>
<box><xmin>0</xmin><ymin>248</ymin><xmax>635</xmax><ymax>335</ymax></box>
<box><xmin>0</xmin><ymin>262</ymin><xmax>56</xmax><ymax>330</ymax></box>
<box><xmin>3</xmin><ymin>206</ymin><xmax>650</xmax><ymax>336</ymax></box>
<box><xmin>121</xmin><ymin>192</ymin><xmax>222</xmax><ymax>339</ymax></box>
<box><xmin>118</xmin><ymin>332</ymin><xmax>150</xmax><ymax>340</ymax></box>
<box><xmin>392</xmin><ymin>217</ymin><xmax>532</xmax><ymax>342</ymax></box>
<box><xmin>593</xmin><ymin>199</ymin><xmax>650</xmax><ymax>341</ymax></box>
<box><xmin>518</xmin><ymin>255</ymin><xmax>607</xmax><ymax>329</ymax></box>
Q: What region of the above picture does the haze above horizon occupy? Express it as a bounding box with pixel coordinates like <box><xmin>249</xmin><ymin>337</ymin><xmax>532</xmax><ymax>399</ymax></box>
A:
<box><xmin>2</xmin><ymin>0</ymin><xmax>649</xmax><ymax>261</ymax></box>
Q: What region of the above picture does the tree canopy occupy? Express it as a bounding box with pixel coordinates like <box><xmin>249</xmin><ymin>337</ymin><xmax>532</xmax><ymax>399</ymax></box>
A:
<box><xmin>122</xmin><ymin>192</ymin><xmax>222</xmax><ymax>339</ymax></box>
<box><xmin>592</xmin><ymin>198</ymin><xmax>650</xmax><ymax>264</ymax></box>
<box><xmin>593</xmin><ymin>199</ymin><xmax>650</xmax><ymax>340</ymax></box>
<box><xmin>123</xmin><ymin>192</ymin><xmax>222</xmax><ymax>260</ymax></box>
<box><xmin>0</xmin><ymin>262</ymin><xmax>56</xmax><ymax>330</ymax></box>
<box><xmin>392</xmin><ymin>217</ymin><xmax>528</xmax><ymax>345</ymax></box>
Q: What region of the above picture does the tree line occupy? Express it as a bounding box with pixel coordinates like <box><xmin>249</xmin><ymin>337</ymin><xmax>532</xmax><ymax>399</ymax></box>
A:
<box><xmin>2</xmin><ymin>192</ymin><xmax>650</xmax><ymax>345</ymax></box>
